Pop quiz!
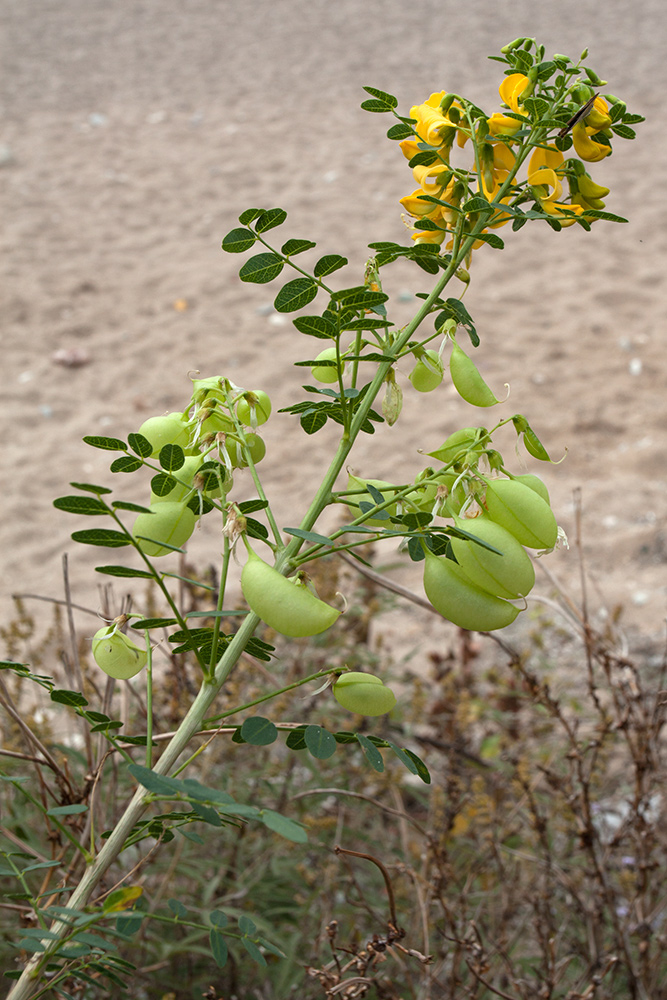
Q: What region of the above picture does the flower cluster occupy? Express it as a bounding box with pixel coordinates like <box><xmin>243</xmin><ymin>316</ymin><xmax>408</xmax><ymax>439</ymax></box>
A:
<box><xmin>399</xmin><ymin>71</ymin><xmax>618</xmax><ymax>252</ymax></box>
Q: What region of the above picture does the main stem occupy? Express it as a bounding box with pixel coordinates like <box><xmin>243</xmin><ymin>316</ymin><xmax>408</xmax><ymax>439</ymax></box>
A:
<box><xmin>8</xmin><ymin>228</ymin><xmax>480</xmax><ymax>1000</ymax></box>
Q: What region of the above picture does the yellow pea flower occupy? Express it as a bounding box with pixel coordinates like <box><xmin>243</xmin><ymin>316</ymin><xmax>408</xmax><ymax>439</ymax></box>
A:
<box><xmin>539</xmin><ymin>200</ymin><xmax>585</xmax><ymax>226</ymax></box>
<box><xmin>409</xmin><ymin>91</ymin><xmax>464</xmax><ymax>148</ymax></box>
<box><xmin>412</xmin><ymin>161</ymin><xmax>453</xmax><ymax>195</ymax></box>
<box><xmin>572</xmin><ymin>172</ymin><xmax>609</xmax><ymax>211</ymax></box>
<box><xmin>585</xmin><ymin>96</ymin><xmax>612</xmax><ymax>132</ymax></box>
<box><xmin>528</xmin><ymin>145</ymin><xmax>565</xmax><ymax>175</ymax></box>
<box><xmin>570</xmin><ymin>96</ymin><xmax>613</xmax><ymax>162</ymax></box>
<box><xmin>499</xmin><ymin>73</ymin><xmax>530</xmax><ymax>113</ymax></box>
<box><xmin>399</xmin><ymin>189</ymin><xmax>439</xmax><ymax>217</ymax></box>
<box><xmin>572</xmin><ymin>121</ymin><xmax>612</xmax><ymax>162</ymax></box>
<box><xmin>399</xmin><ymin>138</ymin><xmax>422</xmax><ymax>162</ymax></box>
<box><xmin>411</xmin><ymin>226</ymin><xmax>448</xmax><ymax>246</ymax></box>
<box><xmin>487</xmin><ymin>112</ymin><xmax>523</xmax><ymax>137</ymax></box>
<box><xmin>527</xmin><ymin>164</ymin><xmax>584</xmax><ymax>227</ymax></box>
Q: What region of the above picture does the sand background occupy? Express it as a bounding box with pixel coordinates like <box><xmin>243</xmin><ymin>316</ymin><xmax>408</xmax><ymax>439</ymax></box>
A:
<box><xmin>2</xmin><ymin>0</ymin><xmax>666</xmax><ymax>661</ymax></box>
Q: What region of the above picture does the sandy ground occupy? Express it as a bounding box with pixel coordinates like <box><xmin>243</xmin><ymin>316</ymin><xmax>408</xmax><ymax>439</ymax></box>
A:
<box><xmin>2</xmin><ymin>0</ymin><xmax>667</xmax><ymax>666</ymax></box>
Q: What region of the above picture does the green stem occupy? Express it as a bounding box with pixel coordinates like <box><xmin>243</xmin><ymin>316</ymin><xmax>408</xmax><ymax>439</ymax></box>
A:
<box><xmin>145</xmin><ymin>635</ymin><xmax>153</xmax><ymax>768</ymax></box>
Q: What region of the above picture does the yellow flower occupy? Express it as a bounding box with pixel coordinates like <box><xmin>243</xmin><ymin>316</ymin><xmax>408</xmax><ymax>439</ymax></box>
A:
<box><xmin>409</xmin><ymin>91</ymin><xmax>468</xmax><ymax>149</ymax></box>
<box><xmin>399</xmin><ymin>189</ymin><xmax>439</xmax><ymax>217</ymax></box>
<box><xmin>499</xmin><ymin>73</ymin><xmax>530</xmax><ymax>113</ymax></box>
<box><xmin>412</xmin><ymin>160</ymin><xmax>452</xmax><ymax>195</ymax></box>
<box><xmin>527</xmin><ymin>147</ymin><xmax>583</xmax><ymax>227</ymax></box>
<box><xmin>487</xmin><ymin>112</ymin><xmax>523</xmax><ymax>137</ymax></box>
<box><xmin>571</xmin><ymin>96</ymin><xmax>612</xmax><ymax>162</ymax></box>
<box><xmin>528</xmin><ymin>145</ymin><xmax>565</xmax><ymax>174</ymax></box>
<box><xmin>412</xmin><ymin>227</ymin><xmax>448</xmax><ymax>246</ymax></box>
<box><xmin>572</xmin><ymin>121</ymin><xmax>611</xmax><ymax>162</ymax></box>
<box><xmin>572</xmin><ymin>172</ymin><xmax>609</xmax><ymax>211</ymax></box>
<box><xmin>399</xmin><ymin>138</ymin><xmax>421</xmax><ymax>162</ymax></box>
<box><xmin>585</xmin><ymin>96</ymin><xmax>612</xmax><ymax>132</ymax></box>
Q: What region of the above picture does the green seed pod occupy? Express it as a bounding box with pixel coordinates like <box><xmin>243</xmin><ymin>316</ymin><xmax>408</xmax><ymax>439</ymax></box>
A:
<box><xmin>409</xmin><ymin>349</ymin><xmax>444</xmax><ymax>392</ymax></box>
<box><xmin>137</xmin><ymin>412</ymin><xmax>189</xmax><ymax>457</ymax></box>
<box><xmin>225</xmin><ymin>433</ymin><xmax>266</xmax><ymax>468</ymax></box>
<box><xmin>346</xmin><ymin>475</ymin><xmax>397</xmax><ymax>527</ymax></box>
<box><xmin>483</xmin><ymin>479</ymin><xmax>558</xmax><ymax>549</ymax></box>
<box><xmin>199</xmin><ymin>409</ymin><xmax>235</xmax><ymax>439</ymax></box>
<box><xmin>523</xmin><ymin>427</ymin><xmax>550</xmax><ymax>461</ymax></box>
<box><xmin>150</xmin><ymin>455</ymin><xmax>205</xmax><ymax>504</ymax></box>
<box><xmin>449</xmin><ymin>341</ymin><xmax>500</xmax><ymax>408</ymax></box>
<box><xmin>423</xmin><ymin>549</ymin><xmax>519</xmax><ymax>631</ymax></box>
<box><xmin>333</xmin><ymin>671</ymin><xmax>397</xmax><ymax>716</ymax></box>
<box><xmin>311</xmin><ymin>347</ymin><xmax>341</xmax><ymax>384</ymax></box>
<box><xmin>236</xmin><ymin>390</ymin><xmax>272</xmax><ymax>427</ymax></box>
<box><xmin>427</xmin><ymin>427</ymin><xmax>488</xmax><ymax>467</ymax></box>
<box><xmin>411</xmin><ymin>471</ymin><xmax>466</xmax><ymax>517</ymax></box>
<box><xmin>132</xmin><ymin>502</ymin><xmax>197</xmax><ymax>558</ymax></box>
<box><xmin>513</xmin><ymin>473</ymin><xmax>550</xmax><ymax>504</ymax></box>
<box><xmin>92</xmin><ymin>627</ymin><xmax>147</xmax><ymax>680</ymax></box>
<box><xmin>191</xmin><ymin>375</ymin><xmax>224</xmax><ymax>398</ymax></box>
<box><xmin>450</xmin><ymin>516</ymin><xmax>535</xmax><ymax>599</ymax></box>
<box><xmin>240</xmin><ymin>549</ymin><xmax>340</xmax><ymax>637</ymax></box>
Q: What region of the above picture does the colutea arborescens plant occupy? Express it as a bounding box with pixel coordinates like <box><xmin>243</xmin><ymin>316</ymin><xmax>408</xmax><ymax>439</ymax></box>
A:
<box><xmin>3</xmin><ymin>37</ymin><xmax>642</xmax><ymax>997</ymax></box>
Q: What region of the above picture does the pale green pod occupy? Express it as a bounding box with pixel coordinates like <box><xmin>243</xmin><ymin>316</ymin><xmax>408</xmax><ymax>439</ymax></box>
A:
<box><xmin>241</xmin><ymin>549</ymin><xmax>340</xmax><ymax>637</ymax></box>
<box><xmin>236</xmin><ymin>390</ymin><xmax>272</xmax><ymax>426</ymax></box>
<box><xmin>311</xmin><ymin>347</ymin><xmax>341</xmax><ymax>384</ymax></box>
<box><xmin>137</xmin><ymin>412</ymin><xmax>190</xmax><ymax>457</ymax></box>
<box><xmin>346</xmin><ymin>475</ymin><xmax>398</xmax><ymax>527</ymax></box>
<box><xmin>513</xmin><ymin>473</ymin><xmax>550</xmax><ymax>504</ymax></box>
<box><xmin>92</xmin><ymin>627</ymin><xmax>147</xmax><ymax>680</ymax></box>
<box><xmin>333</xmin><ymin>671</ymin><xmax>397</xmax><ymax>716</ymax></box>
<box><xmin>225</xmin><ymin>433</ymin><xmax>266</xmax><ymax>468</ymax></box>
<box><xmin>150</xmin><ymin>456</ymin><xmax>229</xmax><ymax>504</ymax></box>
<box><xmin>484</xmin><ymin>479</ymin><xmax>558</xmax><ymax>549</ymax></box>
<box><xmin>423</xmin><ymin>549</ymin><xmax>519</xmax><ymax>631</ymax></box>
<box><xmin>410</xmin><ymin>472</ymin><xmax>465</xmax><ymax>517</ymax></box>
<box><xmin>199</xmin><ymin>409</ymin><xmax>235</xmax><ymax>439</ymax></box>
<box><xmin>450</xmin><ymin>516</ymin><xmax>535</xmax><ymax>599</ymax></box>
<box><xmin>132</xmin><ymin>502</ymin><xmax>197</xmax><ymax>557</ymax></box>
<box><xmin>150</xmin><ymin>455</ymin><xmax>205</xmax><ymax>504</ymax></box>
<box><xmin>449</xmin><ymin>341</ymin><xmax>500</xmax><ymax>407</ymax></box>
<box><xmin>409</xmin><ymin>350</ymin><xmax>444</xmax><ymax>392</ymax></box>
<box><xmin>427</xmin><ymin>427</ymin><xmax>488</xmax><ymax>467</ymax></box>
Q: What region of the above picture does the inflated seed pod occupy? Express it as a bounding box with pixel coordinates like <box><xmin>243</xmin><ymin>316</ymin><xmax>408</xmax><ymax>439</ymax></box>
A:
<box><xmin>150</xmin><ymin>455</ymin><xmax>204</xmax><ymax>504</ymax></box>
<box><xmin>427</xmin><ymin>427</ymin><xmax>488</xmax><ymax>467</ymax></box>
<box><xmin>423</xmin><ymin>548</ymin><xmax>519</xmax><ymax>631</ymax></box>
<box><xmin>513</xmin><ymin>473</ymin><xmax>550</xmax><ymax>504</ymax></box>
<box><xmin>450</xmin><ymin>515</ymin><xmax>535</xmax><ymax>599</ymax></box>
<box><xmin>199</xmin><ymin>409</ymin><xmax>235</xmax><ymax>439</ymax></box>
<box><xmin>346</xmin><ymin>475</ymin><xmax>398</xmax><ymax>527</ymax></box>
<box><xmin>311</xmin><ymin>347</ymin><xmax>342</xmax><ymax>384</ymax></box>
<box><xmin>240</xmin><ymin>549</ymin><xmax>340</xmax><ymax>637</ymax></box>
<box><xmin>409</xmin><ymin>350</ymin><xmax>444</xmax><ymax>392</ymax></box>
<box><xmin>483</xmin><ymin>478</ymin><xmax>558</xmax><ymax>549</ymax></box>
<box><xmin>137</xmin><ymin>412</ymin><xmax>190</xmax><ymax>457</ymax></box>
<box><xmin>411</xmin><ymin>471</ymin><xmax>466</xmax><ymax>517</ymax></box>
<box><xmin>225</xmin><ymin>433</ymin><xmax>266</xmax><ymax>468</ymax></box>
<box><xmin>333</xmin><ymin>671</ymin><xmax>397</xmax><ymax>716</ymax></box>
<box><xmin>236</xmin><ymin>390</ymin><xmax>272</xmax><ymax>426</ymax></box>
<box><xmin>449</xmin><ymin>341</ymin><xmax>500</xmax><ymax>407</ymax></box>
<box><xmin>92</xmin><ymin>626</ymin><xmax>147</xmax><ymax>680</ymax></box>
<box><xmin>132</xmin><ymin>502</ymin><xmax>197</xmax><ymax>557</ymax></box>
